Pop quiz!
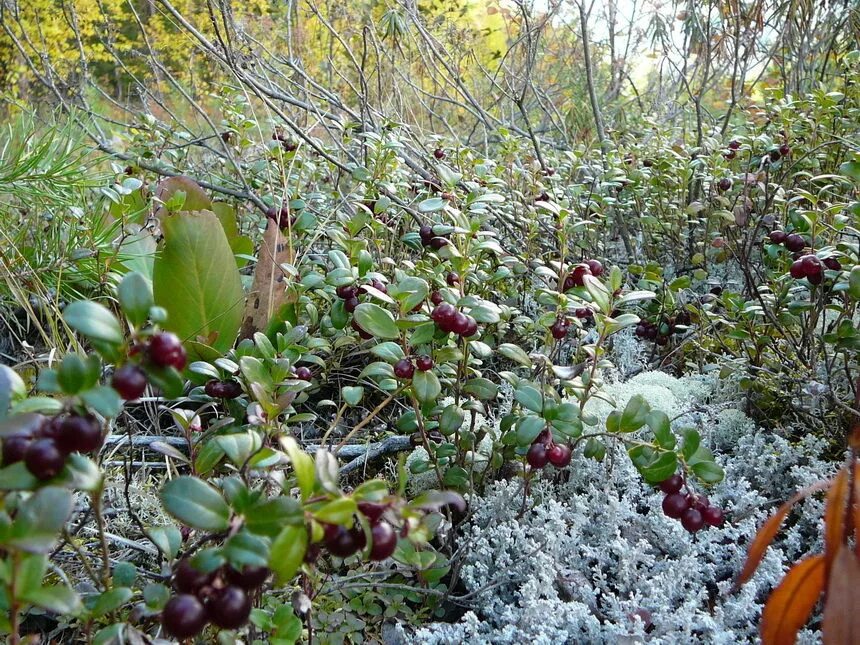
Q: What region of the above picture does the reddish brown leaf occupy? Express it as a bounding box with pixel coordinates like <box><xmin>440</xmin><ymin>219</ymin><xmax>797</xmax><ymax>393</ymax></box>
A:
<box><xmin>853</xmin><ymin>462</ymin><xmax>860</xmax><ymax>559</ymax></box>
<box><xmin>761</xmin><ymin>555</ymin><xmax>825</xmax><ymax>645</ymax></box>
<box><xmin>735</xmin><ymin>479</ymin><xmax>833</xmax><ymax>590</ymax></box>
<box><xmin>822</xmin><ymin>547</ymin><xmax>860</xmax><ymax>645</ymax></box>
<box><xmin>239</xmin><ymin>219</ymin><xmax>292</xmax><ymax>338</ymax></box>
<box><xmin>824</xmin><ymin>468</ymin><xmax>849</xmax><ymax>579</ymax></box>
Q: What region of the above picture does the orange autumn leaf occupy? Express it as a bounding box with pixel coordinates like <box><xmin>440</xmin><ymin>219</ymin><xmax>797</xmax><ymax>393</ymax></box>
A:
<box><xmin>823</xmin><ymin>468</ymin><xmax>849</xmax><ymax>579</ymax></box>
<box><xmin>736</xmin><ymin>479</ymin><xmax>833</xmax><ymax>590</ymax></box>
<box><xmin>761</xmin><ymin>555</ymin><xmax>825</xmax><ymax>645</ymax></box>
<box><xmin>822</xmin><ymin>547</ymin><xmax>860</xmax><ymax>645</ymax></box>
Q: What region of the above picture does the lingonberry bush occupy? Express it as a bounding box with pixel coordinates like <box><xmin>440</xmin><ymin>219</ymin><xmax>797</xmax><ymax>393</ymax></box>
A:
<box><xmin>1</xmin><ymin>2</ymin><xmax>859</xmax><ymax>643</ymax></box>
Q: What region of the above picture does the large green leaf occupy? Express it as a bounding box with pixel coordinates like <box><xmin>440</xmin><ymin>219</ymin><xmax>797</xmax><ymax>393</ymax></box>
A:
<box><xmin>160</xmin><ymin>476</ymin><xmax>231</xmax><ymax>532</ymax></box>
<box><xmin>353</xmin><ymin>303</ymin><xmax>400</xmax><ymax>339</ymax></box>
<box><xmin>153</xmin><ymin>210</ymin><xmax>244</xmax><ymax>354</ymax></box>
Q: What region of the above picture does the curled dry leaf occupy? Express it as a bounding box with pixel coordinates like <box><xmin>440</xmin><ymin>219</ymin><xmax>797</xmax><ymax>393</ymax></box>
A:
<box><xmin>822</xmin><ymin>547</ymin><xmax>860</xmax><ymax>645</ymax></box>
<box><xmin>760</xmin><ymin>555</ymin><xmax>825</xmax><ymax>645</ymax></box>
<box><xmin>240</xmin><ymin>219</ymin><xmax>293</xmax><ymax>338</ymax></box>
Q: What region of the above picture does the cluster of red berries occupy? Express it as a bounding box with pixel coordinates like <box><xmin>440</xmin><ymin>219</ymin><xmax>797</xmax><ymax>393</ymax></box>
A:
<box><xmin>264</xmin><ymin>205</ymin><xmax>296</xmax><ymax>230</ymax></box>
<box><xmin>336</xmin><ymin>280</ymin><xmax>387</xmax><ymax>314</ymax></box>
<box><xmin>768</xmin><ymin>229</ymin><xmax>806</xmax><ymax>253</ymax></box>
<box><xmin>323</xmin><ymin>502</ymin><xmax>398</xmax><ymax>561</ymax></box>
<box><xmin>394</xmin><ymin>355</ymin><xmax>434</xmax><ymax>380</ymax></box>
<box><xmin>562</xmin><ymin>259</ymin><xmax>603</xmax><ymax>292</ymax></box>
<box><xmin>526</xmin><ymin>430</ymin><xmax>572</xmax><ymax>470</ymax></box>
<box><xmin>1</xmin><ymin>412</ymin><xmax>102</xmax><ymax>480</ymax></box>
<box><xmin>112</xmin><ymin>332</ymin><xmax>187</xmax><ymax>401</ymax></box>
<box><xmin>419</xmin><ymin>224</ymin><xmax>450</xmax><ymax>250</ymax></box>
<box><xmin>658</xmin><ymin>474</ymin><xmax>724</xmax><ymax>533</ymax></box>
<box><xmin>204</xmin><ymin>379</ymin><xmax>243</xmax><ymax>399</ymax></box>
<box><xmin>430</xmin><ymin>303</ymin><xmax>478</xmax><ymax>337</ymax></box>
<box><xmin>161</xmin><ymin>559</ymin><xmax>269</xmax><ymax>639</ymax></box>
<box><xmin>723</xmin><ymin>139</ymin><xmax>740</xmax><ymax>159</ymax></box>
<box><xmin>635</xmin><ymin>310</ymin><xmax>690</xmax><ymax>345</ymax></box>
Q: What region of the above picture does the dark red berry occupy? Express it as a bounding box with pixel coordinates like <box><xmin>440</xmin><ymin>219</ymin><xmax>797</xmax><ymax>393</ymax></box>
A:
<box><xmin>702</xmin><ymin>506</ymin><xmax>725</xmax><ymax>527</ymax></box>
<box><xmin>2</xmin><ymin>433</ymin><xmax>31</xmax><ymax>466</ymax></box>
<box><xmin>416</xmin><ymin>355</ymin><xmax>434</xmax><ymax>371</ymax></box>
<box><xmin>419</xmin><ymin>225</ymin><xmax>433</xmax><ymax>245</ymax></box>
<box><xmin>724</xmin><ymin>149</ymin><xmax>736</xmax><ymax>160</ymax></box>
<box><xmin>225</xmin><ymin>565</ymin><xmax>270</xmax><ymax>590</ymax></box>
<box><xmin>162</xmin><ymin>594</ymin><xmax>207</xmax><ymax>639</ymax></box>
<box><xmin>461</xmin><ymin>316</ymin><xmax>478</xmax><ymax>338</ymax></box>
<box><xmin>449</xmin><ymin>311</ymin><xmax>469</xmax><ymax>336</ymax></box>
<box><xmin>547</xmin><ymin>443</ymin><xmax>572</xmax><ymax>468</ymax></box>
<box><xmin>585</xmin><ymin>259</ymin><xmax>604</xmax><ymax>276</ymax></box>
<box><xmin>369</xmin><ymin>521</ymin><xmax>397</xmax><ymax>561</ymax></box>
<box><xmin>800</xmin><ymin>254</ymin><xmax>822</xmax><ymax>279</ymax></box>
<box><xmin>323</xmin><ymin>524</ymin><xmax>360</xmax><ymax>558</ymax></box>
<box><xmin>336</xmin><ymin>284</ymin><xmax>357</xmax><ymax>299</ymax></box>
<box><xmin>790</xmin><ymin>259</ymin><xmax>805</xmax><ymax>279</ymax></box>
<box><xmin>371</xmin><ymin>279</ymin><xmax>388</xmax><ymax>294</ymax></box>
<box><xmin>393</xmin><ymin>359</ymin><xmax>414</xmax><ymax>380</ymax></box>
<box><xmin>681</xmin><ymin>508</ymin><xmax>704</xmax><ymax>532</ymax></box>
<box><xmin>550</xmin><ymin>320</ymin><xmax>569</xmax><ymax>340</ymax></box>
<box><xmin>351</xmin><ymin>319</ymin><xmax>372</xmax><ymax>339</ymax></box>
<box><xmin>526</xmin><ymin>442</ymin><xmax>549</xmax><ymax>469</ymax></box>
<box><xmin>112</xmin><ymin>364</ymin><xmax>147</xmax><ymax>400</ymax></box>
<box><xmin>661</xmin><ymin>492</ymin><xmax>690</xmax><ymax>519</ymax></box>
<box><xmin>769</xmin><ymin>149</ymin><xmax>781</xmax><ymax>162</ymax></box>
<box><xmin>431</xmin><ymin>303</ymin><xmax>457</xmax><ymax>332</ymax></box>
<box><xmin>206</xmin><ymin>585</ymin><xmax>251</xmax><ymax>630</ymax></box>
<box><xmin>429</xmin><ymin>237</ymin><xmax>448</xmax><ymax>250</ymax></box>
<box><xmin>56</xmin><ymin>414</ymin><xmax>102</xmax><ymax>455</ymax></box>
<box><xmin>294</xmin><ymin>366</ymin><xmax>313</xmax><ymax>381</ymax></box>
<box><xmin>205</xmin><ymin>379</ymin><xmax>243</xmax><ymax>399</ymax></box>
<box><xmin>575</xmin><ymin>308</ymin><xmax>592</xmax><ymax>319</ymax></box>
<box><xmin>784</xmin><ymin>233</ymin><xmax>805</xmax><ymax>253</ymax></box>
<box><xmin>148</xmin><ymin>332</ymin><xmax>187</xmax><ymax>370</ymax></box>
<box><xmin>430</xmin><ymin>291</ymin><xmax>443</xmax><ymax>306</ymax></box>
<box><xmin>344</xmin><ymin>296</ymin><xmax>359</xmax><ymax>313</ymax></box>
<box><xmin>717</xmin><ymin>178</ymin><xmax>732</xmax><ymax>192</ymax></box>
<box><xmin>357</xmin><ymin>501</ymin><xmax>387</xmax><ymax>524</ymax></box>
<box><xmin>823</xmin><ymin>257</ymin><xmax>841</xmax><ymax>271</ymax></box>
<box><xmin>446</xmin><ymin>272</ymin><xmax>460</xmax><ymax>286</ymax></box>
<box><xmin>433</xmin><ymin>148</ymin><xmax>445</xmax><ymax>160</ymax></box>
<box><xmin>565</xmin><ymin>265</ymin><xmax>591</xmax><ymax>290</ymax></box>
<box><xmin>172</xmin><ymin>559</ymin><xmax>214</xmax><ymax>594</ymax></box>
<box><xmin>728</xmin><ymin>140</ymin><xmax>740</xmax><ymax>150</ymax></box>
<box><xmin>769</xmin><ymin>230</ymin><xmax>787</xmax><ymax>245</ymax></box>
<box><xmin>659</xmin><ymin>474</ymin><xmax>683</xmax><ymax>494</ymax></box>
<box><xmin>24</xmin><ymin>439</ymin><xmax>65</xmax><ymax>480</ymax></box>
<box><xmin>779</xmin><ymin>143</ymin><xmax>790</xmax><ymax>157</ymax></box>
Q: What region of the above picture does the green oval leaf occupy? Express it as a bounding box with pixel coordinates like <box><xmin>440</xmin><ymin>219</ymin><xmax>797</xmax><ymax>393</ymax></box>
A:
<box><xmin>160</xmin><ymin>476</ymin><xmax>230</xmax><ymax>532</ymax></box>
<box><xmin>353</xmin><ymin>303</ymin><xmax>400</xmax><ymax>339</ymax></box>
<box><xmin>63</xmin><ymin>301</ymin><xmax>123</xmax><ymax>345</ymax></box>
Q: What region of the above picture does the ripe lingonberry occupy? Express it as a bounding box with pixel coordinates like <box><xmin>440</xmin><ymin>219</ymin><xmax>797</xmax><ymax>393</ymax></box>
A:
<box><xmin>575</xmin><ymin>308</ymin><xmax>592</xmax><ymax>319</ymax></box>
<box><xmin>446</xmin><ymin>272</ymin><xmax>460</xmax><ymax>286</ymax></box>
<box><xmin>357</xmin><ymin>501</ymin><xmax>387</xmax><ymax>524</ymax></box>
<box><xmin>162</xmin><ymin>594</ymin><xmax>207</xmax><ymax>639</ymax></box>
<box><xmin>658</xmin><ymin>474</ymin><xmax>683</xmax><ymax>494</ymax></box>
<box><xmin>769</xmin><ymin>149</ymin><xmax>782</xmax><ymax>162</ymax></box>
<box><xmin>369</xmin><ymin>521</ymin><xmax>397</xmax><ymax>561</ymax></box>
<box><xmin>550</xmin><ymin>319</ymin><xmax>569</xmax><ymax>340</ymax></box>
<box><xmin>24</xmin><ymin>439</ymin><xmax>65</xmax><ymax>480</ymax></box>
<box><xmin>585</xmin><ymin>259</ymin><xmax>604</xmax><ymax>276</ymax></box>
<box><xmin>56</xmin><ymin>414</ymin><xmax>102</xmax><ymax>455</ymax></box>
<box><xmin>430</xmin><ymin>291</ymin><xmax>443</xmax><ymax>306</ymax></box>
<box><xmin>204</xmin><ymin>379</ymin><xmax>243</xmax><ymax>399</ymax></box>
<box><xmin>564</xmin><ymin>264</ymin><xmax>591</xmax><ymax>290</ymax></box>
<box><xmin>431</xmin><ymin>303</ymin><xmax>457</xmax><ymax>332</ymax></box>
<box><xmin>702</xmin><ymin>506</ymin><xmax>725</xmax><ymax>527</ymax></box>
<box><xmin>769</xmin><ymin>230</ymin><xmax>787</xmax><ymax>244</ymax></box>
<box><xmin>790</xmin><ymin>259</ymin><xmax>806</xmax><ymax>279</ymax></box>
<box><xmin>823</xmin><ymin>257</ymin><xmax>842</xmax><ymax>271</ymax></box>
<box><xmin>433</xmin><ymin>148</ymin><xmax>445</xmax><ymax>160</ymax></box>
<box><xmin>419</xmin><ymin>225</ymin><xmax>433</xmax><ymax>246</ymax></box>
<box><xmin>393</xmin><ymin>359</ymin><xmax>415</xmax><ymax>380</ymax></box>
<box><xmin>450</xmin><ymin>311</ymin><xmax>470</xmax><ymax>336</ymax></box>
<box><xmin>336</xmin><ymin>284</ymin><xmax>357</xmax><ymax>299</ymax></box>
<box><xmin>172</xmin><ymin>559</ymin><xmax>214</xmax><ymax>594</ymax></box>
<box><xmin>728</xmin><ymin>140</ymin><xmax>740</xmax><ymax>150</ymax></box>
<box><xmin>225</xmin><ymin>565</ymin><xmax>270</xmax><ymax>590</ymax></box>
<box><xmin>784</xmin><ymin>233</ymin><xmax>805</xmax><ymax>252</ymax></box>
<box><xmin>344</xmin><ymin>296</ymin><xmax>360</xmax><ymax>313</ymax></box>
<box><xmin>2</xmin><ymin>433</ymin><xmax>31</xmax><ymax>466</ymax></box>
<box><xmin>294</xmin><ymin>366</ymin><xmax>313</xmax><ymax>381</ymax></box>
<box><xmin>323</xmin><ymin>524</ymin><xmax>360</xmax><ymax>558</ymax></box>
<box><xmin>526</xmin><ymin>442</ymin><xmax>549</xmax><ymax>469</ymax></box>
<box><xmin>112</xmin><ymin>364</ymin><xmax>147</xmax><ymax>400</ymax></box>
<box><xmin>206</xmin><ymin>586</ymin><xmax>251</xmax><ymax>629</ymax></box>
<box><xmin>661</xmin><ymin>492</ymin><xmax>690</xmax><ymax>519</ymax></box>
<box><xmin>351</xmin><ymin>319</ymin><xmax>372</xmax><ymax>339</ymax></box>
<box><xmin>416</xmin><ymin>355</ymin><xmax>434</xmax><ymax>371</ymax></box>
<box><xmin>148</xmin><ymin>332</ymin><xmax>187</xmax><ymax>370</ymax></box>
<box><xmin>779</xmin><ymin>143</ymin><xmax>790</xmax><ymax>157</ymax></box>
<box><xmin>462</xmin><ymin>316</ymin><xmax>478</xmax><ymax>338</ymax></box>
<box><xmin>429</xmin><ymin>237</ymin><xmax>448</xmax><ymax>250</ymax></box>
<box><xmin>681</xmin><ymin>508</ymin><xmax>704</xmax><ymax>533</ymax></box>
<box><xmin>717</xmin><ymin>178</ymin><xmax>732</xmax><ymax>191</ymax></box>
<box><xmin>547</xmin><ymin>443</ymin><xmax>572</xmax><ymax>468</ymax></box>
